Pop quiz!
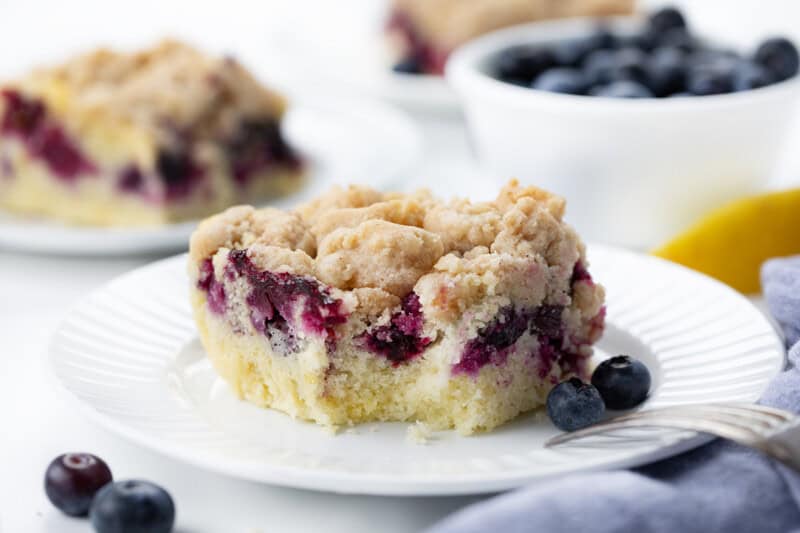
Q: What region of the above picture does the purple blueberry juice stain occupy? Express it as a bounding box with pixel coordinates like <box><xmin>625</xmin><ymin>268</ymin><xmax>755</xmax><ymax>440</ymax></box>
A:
<box><xmin>1</xmin><ymin>89</ymin><xmax>44</xmax><ymax>136</ymax></box>
<box><xmin>29</xmin><ymin>126</ymin><xmax>96</xmax><ymax>179</ymax></box>
<box><xmin>0</xmin><ymin>155</ymin><xmax>12</xmax><ymax>179</ymax></box>
<box><xmin>229</xmin><ymin>249</ymin><xmax>347</xmax><ymax>341</ymax></box>
<box><xmin>118</xmin><ymin>165</ymin><xmax>145</xmax><ymax>194</ymax></box>
<box><xmin>197</xmin><ymin>258</ymin><xmax>227</xmax><ymax>314</ymax></box>
<box><xmin>156</xmin><ymin>149</ymin><xmax>204</xmax><ymax>200</ymax></box>
<box><xmin>530</xmin><ymin>305</ymin><xmax>564</xmax><ymax>338</ymax></box>
<box><xmin>453</xmin><ymin>304</ymin><xmax>573</xmax><ymax>377</ymax></box>
<box><xmin>571</xmin><ymin>261</ymin><xmax>594</xmax><ymax>285</ymax></box>
<box><xmin>536</xmin><ymin>340</ymin><xmax>557</xmax><ymax>379</ymax></box>
<box><xmin>360</xmin><ymin>293</ymin><xmax>431</xmax><ymax>365</ymax></box>
<box><xmin>453</xmin><ymin>307</ymin><xmax>530</xmax><ymax>375</ymax></box>
<box><xmin>1</xmin><ymin>90</ymin><xmax>96</xmax><ymax>181</ymax></box>
<box><xmin>386</xmin><ymin>9</ymin><xmax>448</xmax><ymax>74</ymax></box>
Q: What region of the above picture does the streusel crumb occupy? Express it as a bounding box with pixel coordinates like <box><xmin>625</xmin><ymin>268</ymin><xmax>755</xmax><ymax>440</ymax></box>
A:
<box><xmin>191</xmin><ymin>179</ymin><xmax>580</xmax><ymax>306</ymax></box>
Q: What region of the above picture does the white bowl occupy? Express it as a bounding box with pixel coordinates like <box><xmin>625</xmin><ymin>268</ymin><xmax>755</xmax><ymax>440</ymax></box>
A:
<box><xmin>446</xmin><ymin>18</ymin><xmax>800</xmax><ymax>248</ymax></box>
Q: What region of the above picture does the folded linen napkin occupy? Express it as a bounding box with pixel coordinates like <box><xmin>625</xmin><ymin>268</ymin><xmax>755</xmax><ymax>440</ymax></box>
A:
<box><xmin>428</xmin><ymin>256</ymin><xmax>800</xmax><ymax>533</ymax></box>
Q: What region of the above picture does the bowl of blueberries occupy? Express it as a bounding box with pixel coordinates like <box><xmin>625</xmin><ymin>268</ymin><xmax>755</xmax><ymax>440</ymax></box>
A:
<box><xmin>446</xmin><ymin>7</ymin><xmax>800</xmax><ymax>248</ymax></box>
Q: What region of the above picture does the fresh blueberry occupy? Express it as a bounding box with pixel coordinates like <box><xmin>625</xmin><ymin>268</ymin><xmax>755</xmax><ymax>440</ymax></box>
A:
<box><xmin>648</xmin><ymin>6</ymin><xmax>687</xmax><ymax>35</ymax></box>
<box><xmin>648</xmin><ymin>47</ymin><xmax>688</xmax><ymax>96</ymax></box>
<box><xmin>532</xmin><ymin>68</ymin><xmax>587</xmax><ymax>94</ymax></box>
<box><xmin>495</xmin><ymin>46</ymin><xmax>555</xmax><ymax>85</ymax></box>
<box><xmin>754</xmin><ymin>37</ymin><xmax>800</xmax><ymax>81</ymax></box>
<box><xmin>546</xmin><ymin>378</ymin><xmax>605</xmax><ymax>432</ymax></box>
<box><xmin>392</xmin><ymin>57</ymin><xmax>422</xmax><ymax>74</ymax></box>
<box><xmin>552</xmin><ymin>39</ymin><xmax>591</xmax><ymax>67</ymax></box>
<box><xmin>687</xmin><ymin>56</ymin><xmax>737</xmax><ymax>95</ymax></box>
<box><xmin>608</xmin><ymin>48</ymin><xmax>651</xmax><ymax>85</ymax></box>
<box><xmin>44</xmin><ymin>453</ymin><xmax>113</xmax><ymax>517</ymax></box>
<box><xmin>591</xmin><ymin>355</ymin><xmax>651</xmax><ymax>410</ymax></box>
<box><xmin>582</xmin><ymin>49</ymin><xmax>617</xmax><ymax>86</ymax></box>
<box><xmin>583</xmin><ymin>25</ymin><xmax>617</xmax><ymax>51</ymax></box>
<box><xmin>589</xmin><ymin>80</ymin><xmax>654</xmax><ymax>98</ymax></box>
<box><xmin>90</xmin><ymin>480</ymin><xmax>175</xmax><ymax>533</ymax></box>
<box><xmin>656</xmin><ymin>27</ymin><xmax>697</xmax><ymax>53</ymax></box>
<box><xmin>690</xmin><ymin>48</ymin><xmax>740</xmax><ymax>69</ymax></box>
<box><xmin>616</xmin><ymin>31</ymin><xmax>657</xmax><ymax>53</ymax></box>
<box><xmin>732</xmin><ymin>61</ymin><xmax>774</xmax><ymax>91</ymax></box>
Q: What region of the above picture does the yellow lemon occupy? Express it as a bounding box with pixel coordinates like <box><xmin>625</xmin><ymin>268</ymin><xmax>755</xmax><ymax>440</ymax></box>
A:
<box><xmin>652</xmin><ymin>188</ymin><xmax>800</xmax><ymax>294</ymax></box>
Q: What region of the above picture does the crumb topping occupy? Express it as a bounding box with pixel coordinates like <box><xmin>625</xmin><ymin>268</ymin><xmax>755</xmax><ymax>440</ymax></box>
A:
<box><xmin>191</xmin><ymin>179</ymin><xmax>586</xmax><ymax>315</ymax></box>
<box><xmin>6</xmin><ymin>39</ymin><xmax>286</xmax><ymax>148</ymax></box>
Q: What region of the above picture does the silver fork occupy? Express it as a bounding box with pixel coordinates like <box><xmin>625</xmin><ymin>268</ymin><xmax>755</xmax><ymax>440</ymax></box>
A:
<box><xmin>545</xmin><ymin>402</ymin><xmax>800</xmax><ymax>472</ymax></box>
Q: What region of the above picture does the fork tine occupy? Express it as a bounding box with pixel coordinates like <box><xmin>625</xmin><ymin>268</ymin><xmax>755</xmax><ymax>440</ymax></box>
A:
<box><xmin>620</xmin><ymin>404</ymin><xmax>789</xmax><ymax>430</ymax></box>
<box><xmin>546</xmin><ymin>410</ymin><xmax>767</xmax><ymax>448</ymax></box>
<box><xmin>694</xmin><ymin>403</ymin><xmax>793</xmax><ymax>423</ymax></box>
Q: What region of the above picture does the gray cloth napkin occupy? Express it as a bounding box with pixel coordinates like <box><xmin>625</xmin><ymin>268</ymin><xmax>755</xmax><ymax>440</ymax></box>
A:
<box><xmin>428</xmin><ymin>256</ymin><xmax>800</xmax><ymax>533</ymax></box>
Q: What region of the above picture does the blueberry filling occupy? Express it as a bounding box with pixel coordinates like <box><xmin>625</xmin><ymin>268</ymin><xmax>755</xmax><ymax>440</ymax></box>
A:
<box><xmin>225</xmin><ymin>119</ymin><xmax>301</xmax><ymax>185</ymax></box>
<box><xmin>571</xmin><ymin>261</ymin><xmax>594</xmax><ymax>285</ymax></box>
<box><xmin>0</xmin><ymin>155</ymin><xmax>13</xmax><ymax>179</ymax></box>
<box><xmin>360</xmin><ymin>293</ymin><xmax>432</xmax><ymax>365</ymax></box>
<box><xmin>531</xmin><ymin>305</ymin><xmax>565</xmax><ymax>338</ymax></box>
<box><xmin>117</xmin><ymin>165</ymin><xmax>145</xmax><ymax>194</ymax></box>
<box><xmin>454</xmin><ymin>307</ymin><xmax>531</xmax><ymax>375</ymax></box>
<box><xmin>1</xmin><ymin>90</ymin><xmax>96</xmax><ymax>180</ymax></box>
<box><xmin>386</xmin><ymin>10</ymin><xmax>447</xmax><ymax>75</ymax></box>
<box><xmin>228</xmin><ymin>249</ymin><xmax>348</xmax><ymax>339</ymax></box>
<box><xmin>156</xmin><ymin>149</ymin><xmax>204</xmax><ymax>200</ymax></box>
<box><xmin>1</xmin><ymin>89</ymin><xmax>44</xmax><ymax>136</ymax></box>
<box><xmin>197</xmin><ymin>258</ymin><xmax>227</xmax><ymax>315</ymax></box>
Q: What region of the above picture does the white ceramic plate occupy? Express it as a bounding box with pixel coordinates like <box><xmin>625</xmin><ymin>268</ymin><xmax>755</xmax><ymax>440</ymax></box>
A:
<box><xmin>261</xmin><ymin>0</ymin><xmax>458</xmax><ymax>111</ymax></box>
<box><xmin>0</xmin><ymin>97</ymin><xmax>421</xmax><ymax>255</ymax></box>
<box><xmin>48</xmin><ymin>245</ymin><xmax>785</xmax><ymax>495</ymax></box>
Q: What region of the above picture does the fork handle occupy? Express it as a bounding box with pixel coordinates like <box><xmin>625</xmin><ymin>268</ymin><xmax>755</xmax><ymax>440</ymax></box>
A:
<box><xmin>766</xmin><ymin>423</ymin><xmax>800</xmax><ymax>473</ymax></box>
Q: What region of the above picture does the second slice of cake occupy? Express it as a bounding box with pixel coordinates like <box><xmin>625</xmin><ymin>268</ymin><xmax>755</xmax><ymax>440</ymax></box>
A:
<box><xmin>0</xmin><ymin>40</ymin><xmax>303</xmax><ymax>226</ymax></box>
<box><xmin>189</xmin><ymin>180</ymin><xmax>605</xmax><ymax>434</ymax></box>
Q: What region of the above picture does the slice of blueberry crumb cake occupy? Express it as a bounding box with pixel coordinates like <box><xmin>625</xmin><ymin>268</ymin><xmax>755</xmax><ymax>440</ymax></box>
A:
<box><xmin>188</xmin><ymin>180</ymin><xmax>605</xmax><ymax>434</ymax></box>
<box><xmin>0</xmin><ymin>39</ymin><xmax>302</xmax><ymax>226</ymax></box>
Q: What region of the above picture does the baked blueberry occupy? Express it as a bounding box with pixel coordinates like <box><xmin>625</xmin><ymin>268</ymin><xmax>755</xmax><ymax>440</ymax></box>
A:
<box><xmin>546</xmin><ymin>378</ymin><xmax>605</xmax><ymax>432</ymax></box>
<box><xmin>495</xmin><ymin>46</ymin><xmax>555</xmax><ymax>85</ymax></box>
<box><xmin>648</xmin><ymin>7</ymin><xmax>687</xmax><ymax>35</ymax></box>
<box><xmin>532</xmin><ymin>68</ymin><xmax>587</xmax><ymax>94</ymax></box>
<box><xmin>591</xmin><ymin>355</ymin><xmax>651</xmax><ymax>410</ymax></box>
<box><xmin>90</xmin><ymin>480</ymin><xmax>175</xmax><ymax>533</ymax></box>
<box><xmin>44</xmin><ymin>453</ymin><xmax>113</xmax><ymax>517</ymax></box>
<box><xmin>754</xmin><ymin>37</ymin><xmax>800</xmax><ymax>81</ymax></box>
<box><xmin>589</xmin><ymin>80</ymin><xmax>653</xmax><ymax>98</ymax></box>
<box><xmin>393</xmin><ymin>57</ymin><xmax>423</xmax><ymax>74</ymax></box>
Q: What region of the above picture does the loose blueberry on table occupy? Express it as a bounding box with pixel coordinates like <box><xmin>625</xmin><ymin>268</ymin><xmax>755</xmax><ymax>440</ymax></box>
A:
<box><xmin>44</xmin><ymin>453</ymin><xmax>113</xmax><ymax>517</ymax></box>
<box><xmin>492</xmin><ymin>6</ymin><xmax>799</xmax><ymax>98</ymax></box>
<box><xmin>90</xmin><ymin>480</ymin><xmax>175</xmax><ymax>533</ymax></box>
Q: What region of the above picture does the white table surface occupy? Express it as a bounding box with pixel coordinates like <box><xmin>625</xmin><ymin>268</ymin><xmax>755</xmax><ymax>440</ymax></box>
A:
<box><xmin>2</xmin><ymin>1</ymin><xmax>800</xmax><ymax>532</ymax></box>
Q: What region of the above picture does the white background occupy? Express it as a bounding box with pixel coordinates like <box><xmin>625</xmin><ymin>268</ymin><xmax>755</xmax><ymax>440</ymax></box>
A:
<box><xmin>2</xmin><ymin>1</ymin><xmax>800</xmax><ymax>532</ymax></box>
